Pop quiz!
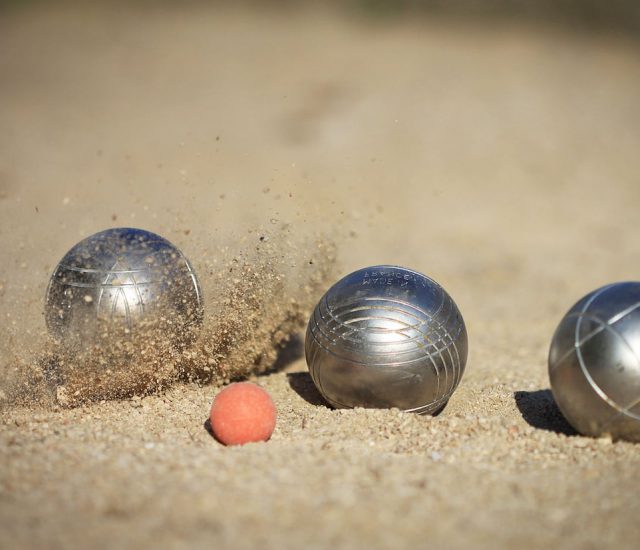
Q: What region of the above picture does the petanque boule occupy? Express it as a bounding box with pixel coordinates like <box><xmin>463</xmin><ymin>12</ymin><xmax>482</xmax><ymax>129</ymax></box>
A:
<box><xmin>45</xmin><ymin>227</ymin><xmax>203</xmax><ymax>355</ymax></box>
<box><xmin>549</xmin><ymin>282</ymin><xmax>640</xmax><ymax>442</ymax></box>
<box><xmin>305</xmin><ymin>265</ymin><xmax>468</xmax><ymax>414</ymax></box>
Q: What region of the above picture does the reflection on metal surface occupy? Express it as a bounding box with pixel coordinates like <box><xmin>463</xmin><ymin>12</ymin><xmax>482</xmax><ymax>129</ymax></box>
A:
<box><xmin>549</xmin><ymin>282</ymin><xmax>640</xmax><ymax>441</ymax></box>
<box><xmin>45</xmin><ymin>227</ymin><xmax>203</xmax><ymax>353</ymax></box>
<box><xmin>306</xmin><ymin>265</ymin><xmax>467</xmax><ymax>414</ymax></box>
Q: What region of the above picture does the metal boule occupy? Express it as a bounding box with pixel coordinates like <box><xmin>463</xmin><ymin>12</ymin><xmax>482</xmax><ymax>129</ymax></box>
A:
<box><xmin>305</xmin><ymin>265</ymin><xmax>468</xmax><ymax>414</ymax></box>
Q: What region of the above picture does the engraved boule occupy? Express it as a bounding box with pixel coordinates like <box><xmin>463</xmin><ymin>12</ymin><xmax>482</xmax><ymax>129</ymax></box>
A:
<box><xmin>45</xmin><ymin>227</ymin><xmax>203</xmax><ymax>354</ymax></box>
<box><xmin>305</xmin><ymin>265</ymin><xmax>468</xmax><ymax>414</ymax></box>
<box><xmin>549</xmin><ymin>282</ymin><xmax>640</xmax><ymax>442</ymax></box>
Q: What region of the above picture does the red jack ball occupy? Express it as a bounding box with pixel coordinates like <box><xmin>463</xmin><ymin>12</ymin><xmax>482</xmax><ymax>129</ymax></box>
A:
<box><xmin>209</xmin><ymin>382</ymin><xmax>277</xmax><ymax>446</ymax></box>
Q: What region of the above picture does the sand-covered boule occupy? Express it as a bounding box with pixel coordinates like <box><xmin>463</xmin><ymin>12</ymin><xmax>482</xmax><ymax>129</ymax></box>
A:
<box><xmin>36</xmin><ymin>230</ymin><xmax>337</xmax><ymax>407</ymax></box>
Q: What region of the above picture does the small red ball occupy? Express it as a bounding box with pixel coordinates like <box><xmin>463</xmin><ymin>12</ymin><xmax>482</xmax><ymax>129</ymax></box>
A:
<box><xmin>209</xmin><ymin>382</ymin><xmax>277</xmax><ymax>446</ymax></box>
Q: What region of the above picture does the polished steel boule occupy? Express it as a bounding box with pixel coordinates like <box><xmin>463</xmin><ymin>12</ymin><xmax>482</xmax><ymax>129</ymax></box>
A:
<box><xmin>549</xmin><ymin>282</ymin><xmax>640</xmax><ymax>441</ymax></box>
<box><xmin>45</xmin><ymin>227</ymin><xmax>203</xmax><ymax>352</ymax></box>
<box><xmin>305</xmin><ymin>265</ymin><xmax>468</xmax><ymax>414</ymax></box>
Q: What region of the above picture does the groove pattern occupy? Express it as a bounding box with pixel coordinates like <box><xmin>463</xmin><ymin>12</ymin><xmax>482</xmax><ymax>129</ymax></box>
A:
<box><xmin>306</xmin><ymin>266</ymin><xmax>467</xmax><ymax>414</ymax></box>
<box><xmin>549</xmin><ymin>282</ymin><xmax>640</xmax><ymax>439</ymax></box>
<box><xmin>45</xmin><ymin>228</ymin><xmax>203</xmax><ymax>350</ymax></box>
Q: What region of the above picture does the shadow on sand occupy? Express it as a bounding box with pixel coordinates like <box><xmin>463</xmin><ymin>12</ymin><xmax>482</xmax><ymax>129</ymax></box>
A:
<box><xmin>267</xmin><ymin>333</ymin><xmax>305</xmax><ymax>373</ymax></box>
<box><xmin>286</xmin><ymin>371</ymin><xmax>332</xmax><ymax>408</ymax></box>
<box><xmin>287</xmin><ymin>370</ymin><xmax>449</xmax><ymax>415</ymax></box>
<box><xmin>514</xmin><ymin>389</ymin><xmax>577</xmax><ymax>436</ymax></box>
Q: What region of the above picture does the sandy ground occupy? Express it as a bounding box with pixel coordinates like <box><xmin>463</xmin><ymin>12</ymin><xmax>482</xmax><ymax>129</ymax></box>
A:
<box><xmin>1</xmin><ymin>3</ymin><xmax>640</xmax><ymax>549</ymax></box>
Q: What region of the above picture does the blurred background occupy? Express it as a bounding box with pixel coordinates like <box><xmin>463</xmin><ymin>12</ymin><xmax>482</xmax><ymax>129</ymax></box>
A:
<box><xmin>6</xmin><ymin>0</ymin><xmax>640</xmax><ymax>32</ymax></box>
<box><xmin>1</xmin><ymin>0</ymin><xmax>640</xmax><ymax>361</ymax></box>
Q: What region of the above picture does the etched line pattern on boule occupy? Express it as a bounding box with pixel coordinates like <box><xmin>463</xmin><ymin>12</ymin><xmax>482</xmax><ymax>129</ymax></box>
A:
<box><xmin>45</xmin><ymin>227</ymin><xmax>204</xmax><ymax>352</ymax></box>
<box><xmin>317</xmin><ymin>293</ymin><xmax>457</xmax><ymax>352</ymax></box>
<box><xmin>549</xmin><ymin>283</ymin><xmax>638</xmax><ymax>371</ymax></box>
<box><xmin>573</xmin><ymin>313</ymin><xmax>640</xmax><ymax>421</ymax></box>
<box><xmin>59</xmin><ymin>279</ymin><xmax>156</xmax><ymax>288</ymax></box>
<box><xmin>549</xmin><ymin>282</ymin><xmax>640</xmax><ymax>440</ymax></box>
<box><xmin>310</xmin><ymin>298</ymin><xmax>462</xmax><ymax>397</ymax></box>
<box><xmin>405</xmin><ymin>392</ymin><xmax>451</xmax><ymax>414</ymax></box>
<box><xmin>59</xmin><ymin>265</ymin><xmax>158</xmax><ymax>275</ymax></box>
<box><xmin>548</xmin><ymin>285</ymin><xmax>640</xmax><ymax>420</ymax></box>
<box><xmin>321</xmin><ymin>293</ymin><xmax>448</xmax><ymax>344</ymax></box>
<box><xmin>313</xmin><ymin>295</ymin><xmax>460</xmax><ymax>371</ymax></box>
<box><xmin>306</xmin><ymin>265</ymin><xmax>468</xmax><ymax>413</ymax></box>
<box><xmin>310</xmin><ymin>295</ymin><xmax>464</xmax><ymax>395</ymax></box>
